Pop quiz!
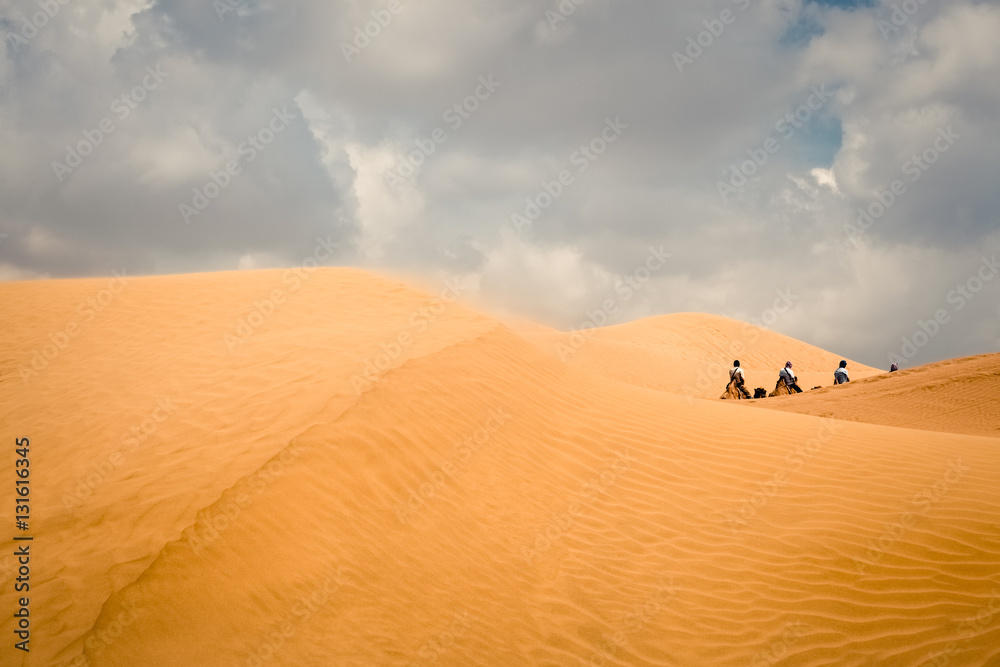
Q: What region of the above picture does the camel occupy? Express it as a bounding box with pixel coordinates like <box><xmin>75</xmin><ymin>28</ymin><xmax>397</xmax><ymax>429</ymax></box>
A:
<box><xmin>720</xmin><ymin>377</ymin><xmax>752</xmax><ymax>400</ymax></box>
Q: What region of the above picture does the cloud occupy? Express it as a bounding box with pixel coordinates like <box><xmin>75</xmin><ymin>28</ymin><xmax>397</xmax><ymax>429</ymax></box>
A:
<box><xmin>1</xmin><ymin>0</ymin><xmax>997</xmax><ymax>368</ymax></box>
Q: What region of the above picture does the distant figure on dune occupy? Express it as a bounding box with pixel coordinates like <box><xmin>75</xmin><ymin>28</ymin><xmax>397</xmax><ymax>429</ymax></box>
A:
<box><xmin>720</xmin><ymin>360</ymin><xmax>752</xmax><ymax>400</ymax></box>
<box><xmin>834</xmin><ymin>360</ymin><xmax>850</xmax><ymax>385</ymax></box>
<box><xmin>769</xmin><ymin>361</ymin><xmax>803</xmax><ymax>396</ymax></box>
<box><xmin>890</xmin><ymin>362</ymin><xmax>899</xmax><ymax>372</ymax></box>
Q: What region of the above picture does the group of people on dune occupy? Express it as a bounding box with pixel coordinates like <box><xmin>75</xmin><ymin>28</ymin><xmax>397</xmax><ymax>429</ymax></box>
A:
<box><xmin>721</xmin><ymin>359</ymin><xmax>853</xmax><ymax>400</ymax></box>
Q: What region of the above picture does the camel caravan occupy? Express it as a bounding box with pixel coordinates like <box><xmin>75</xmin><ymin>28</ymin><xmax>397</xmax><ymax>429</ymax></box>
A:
<box><xmin>720</xmin><ymin>359</ymin><xmax>848</xmax><ymax>400</ymax></box>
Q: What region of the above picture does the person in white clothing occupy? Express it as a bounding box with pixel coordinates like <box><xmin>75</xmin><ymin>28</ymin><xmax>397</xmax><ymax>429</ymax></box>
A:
<box><xmin>727</xmin><ymin>360</ymin><xmax>750</xmax><ymax>398</ymax></box>
<box><xmin>834</xmin><ymin>359</ymin><xmax>850</xmax><ymax>385</ymax></box>
<box><xmin>779</xmin><ymin>361</ymin><xmax>803</xmax><ymax>393</ymax></box>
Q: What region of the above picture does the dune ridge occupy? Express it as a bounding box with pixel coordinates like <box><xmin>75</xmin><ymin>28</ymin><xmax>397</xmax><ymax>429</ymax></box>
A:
<box><xmin>749</xmin><ymin>353</ymin><xmax>1000</xmax><ymax>439</ymax></box>
<box><xmin>523</xmin><ymin>313</ymin><xmax>884</xmax><ymax>399</ymax></box>
<box><xmin>1</xmin><ymin>268</ymin><xmax>998</xmax><ymax>666</ymax></box>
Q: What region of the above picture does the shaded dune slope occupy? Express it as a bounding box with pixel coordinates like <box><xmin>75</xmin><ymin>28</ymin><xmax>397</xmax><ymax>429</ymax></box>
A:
<box><xmin>749</xmin><ymin>354</ymin><xmax>1000</xmax><ymax>439</ymax></box>
<box><xmin>0</xmin><ymin>270</ymin><xmax>997</xmax><ymax>666</ymax></box>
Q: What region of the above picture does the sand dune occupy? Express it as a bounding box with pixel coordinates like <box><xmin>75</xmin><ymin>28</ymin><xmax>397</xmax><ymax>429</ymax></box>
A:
<box><xmin>1</xmin><ymin>269</ymin><xmax>999</xmax><ymax>666</ymax></box>
<box><xmin>749</xmin><ymin>354</ymin><xmax>1000</xmax><ymax>439</ymax></box>
<box><xmin>523</xmin><ymin>313</ymin><xmax>884</xmax><ymax>399</ymax></box>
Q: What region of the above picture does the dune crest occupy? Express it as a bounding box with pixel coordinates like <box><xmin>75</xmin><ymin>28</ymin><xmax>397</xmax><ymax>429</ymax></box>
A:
<box><xmin>751</xmin><ymin>353</ymin><xmax>1000</xmax><ymax>438</ymax></box>
<box><xmin>523</xmin><ymin>312</ymin><xmax>883</xmax><ymax>398</ymax></box>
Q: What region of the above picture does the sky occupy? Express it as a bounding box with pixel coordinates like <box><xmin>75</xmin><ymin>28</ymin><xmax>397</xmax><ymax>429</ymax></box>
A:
<box><xmin>1</xmin><ymin>0</ymin><xmax>998</xmax><ymax>369</ymax></box>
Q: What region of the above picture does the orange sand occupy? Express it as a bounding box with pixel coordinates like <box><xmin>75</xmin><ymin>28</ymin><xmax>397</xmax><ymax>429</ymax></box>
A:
<box><xmin>749</xmin><ymin>354</ymin><xmax>1000</xmax><ymax>439</ymax></box>
<box><xmin>1</xmin><ymin>269</ymin><xmax>998</xmax><ymax>666</ymax></box>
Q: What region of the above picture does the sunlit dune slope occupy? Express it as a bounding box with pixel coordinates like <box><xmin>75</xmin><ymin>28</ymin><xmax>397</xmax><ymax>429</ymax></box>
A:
<box><xmin>524</xmin><ymin>313</ymin><xmax>883</xmax><ymax>398</ymax></box>
<box><xmin>749</xmin><ymin>353</ymin><xmax>1000</xmax><ymax>438</ymax></box>
<box><xmin>1</xmin><ymin>270</ymin><xmax>998</xmax><ymax>667</ymax></box>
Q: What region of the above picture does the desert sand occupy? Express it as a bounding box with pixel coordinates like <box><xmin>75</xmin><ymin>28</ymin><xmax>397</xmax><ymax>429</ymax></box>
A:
<box><xmin>1</xmin><ymin>268</ymin><xmax>998</xmax><ymax>666</ymax></box>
